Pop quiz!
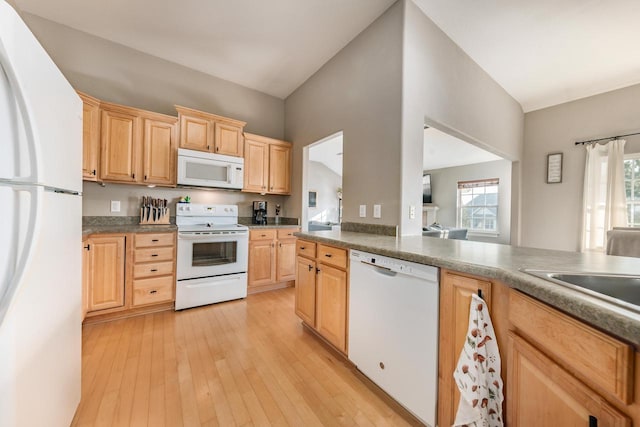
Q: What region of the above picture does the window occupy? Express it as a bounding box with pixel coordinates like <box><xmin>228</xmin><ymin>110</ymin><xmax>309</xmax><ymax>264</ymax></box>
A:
<box><xmin>624</xmin><ymin>154</ymin><xmax>640</xmax><ymax>227</ymax></box>
<box><xmin>457</xmin><ymin>178</ymin><xmax>499</xmax><ymax>233</ymax></box>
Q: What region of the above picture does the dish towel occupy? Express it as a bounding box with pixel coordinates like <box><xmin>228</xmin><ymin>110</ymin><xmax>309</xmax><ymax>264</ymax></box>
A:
<box><xmin>453</xmin><ymin>294</ymin><xmax>504</xmax><ymax>427</ymax></box>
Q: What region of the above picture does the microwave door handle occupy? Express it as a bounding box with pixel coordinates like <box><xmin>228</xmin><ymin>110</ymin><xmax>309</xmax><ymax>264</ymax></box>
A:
<box><xmin>227</xmin><ymin>165</ymin><xmax>232</xmax><ymax>184</ymax></box>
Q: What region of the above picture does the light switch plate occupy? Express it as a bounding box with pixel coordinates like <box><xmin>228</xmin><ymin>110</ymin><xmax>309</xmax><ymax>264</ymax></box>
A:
<box><xmin>110</xmin><ymin>200</ymin><xmax>121</xmax><ymax>213</ymax></box>
<box><xmin>373</xmin><ymin>204</ymin><xmax>381</xmax><ymax>218</ymax></box>
<box><xmin>409</xmin><ymin>205</ymin><xmax>415</xmax><ymax>219</ymax></box>
<box><xmin>359</xmin><ymin>205</ymin><xmax>366</xmax><ymax>218</ymax></box>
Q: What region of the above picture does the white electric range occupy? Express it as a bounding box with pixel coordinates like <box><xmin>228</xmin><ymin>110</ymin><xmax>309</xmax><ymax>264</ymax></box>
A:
<box><xmin>175</xmin><ymin>203</ymin><xmax>249</xmax><ymax>310</ymax></box>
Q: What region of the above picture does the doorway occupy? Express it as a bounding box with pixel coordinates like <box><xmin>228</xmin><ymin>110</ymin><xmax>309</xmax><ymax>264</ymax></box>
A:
<box><xmin>302</xmin><ymin>132</ymin><xmax>343</xmax><ymax>231</ymax></box>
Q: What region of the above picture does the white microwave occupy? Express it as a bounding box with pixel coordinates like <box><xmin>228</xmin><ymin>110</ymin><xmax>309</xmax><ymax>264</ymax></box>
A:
<box><xmin>177</xmin><ymin>148</ymin><xmax>244</xmax><ymax>189</ymax></box>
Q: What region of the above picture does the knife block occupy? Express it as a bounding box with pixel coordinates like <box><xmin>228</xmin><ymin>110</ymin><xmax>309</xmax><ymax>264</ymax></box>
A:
<box><xmin>139</xmin><ymin>207</ymin><xmax>170</xmax><ymax>225</ymax></box>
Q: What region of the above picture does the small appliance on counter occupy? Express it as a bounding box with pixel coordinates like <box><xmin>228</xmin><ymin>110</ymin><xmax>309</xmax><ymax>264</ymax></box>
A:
<box><xmin>253</xmin><ymin>201</ymin><xmax>267</xmax><ymax>225</ymax></box>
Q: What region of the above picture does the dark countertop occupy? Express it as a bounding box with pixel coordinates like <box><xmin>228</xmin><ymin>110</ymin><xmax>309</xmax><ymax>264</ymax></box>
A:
<box><xmin>295</xmin><ymin>230</ymin><xmax>640</xmax><ymax>348</ymax></box>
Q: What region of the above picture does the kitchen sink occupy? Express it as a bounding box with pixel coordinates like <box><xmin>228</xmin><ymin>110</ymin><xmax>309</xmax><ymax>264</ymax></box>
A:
<box><xmin>523</xmin><ymin>269</ymin><xmax>640</xmax><ymax>314</ymax></box>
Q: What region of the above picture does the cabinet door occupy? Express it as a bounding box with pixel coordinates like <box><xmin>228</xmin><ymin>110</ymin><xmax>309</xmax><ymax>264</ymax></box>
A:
<box><xmin>80</xmin><ymin>95</ymin><xmax>100</xmax><ymax>181</ymax></box>
<box><xmin>316</xmin><ymin>263</ymin><xmax>348</xmax><ymax>353</ymax></box>
<box><xmin>88</xmin><ymin>236</ymin><xmax>125</xmax><ymax>312</ymax></box>
<box><xmin>268</xmin><ymin>143</ymin><xmax>291</xmax><ymax>194</ymax></box>
<box><xmin>295</xmin><ymin>256</ymin><xmax>316</xmax><ymax>326</ymax></box>
<box><xmin>276</xmin><ymin>238</ymin><xmax>297</xmax><ymax>281</ymax></box>
<box><xmin>100</xmin><ymin>109</ymin><xmax>139</xmax><ymax>182</ymax></box>
<box><xmin>248</xmin><ymin>240</ymin><xmax>276</xmax><ymax>287</ymax></box>
<box><xmin>507</xmin><ymin>332</ymin><xmax>629</xmax><ymax>427</ymax></box>
<box><xmin>215</xmin><ymin>122</ymin><xmax>243</xmax><ymax>157</ymax></box>
<box><xmin>243</xmin><ymin>138</ymin><xmax>269</xmax><ymax>193</ymax></box>
<box><xmin>438</xmin><ymin>271</ymin><xmax>492</xmax><ymax>427</ymax></box>
<box><xmin>143</xmin><ymin>118</ymin><xmax>176</xmax><ymax>186</ymax></box>
<box><xmin>179</xmin><ymin>114</ymin><xmax>212</xmax><ymax>152</ymax></box>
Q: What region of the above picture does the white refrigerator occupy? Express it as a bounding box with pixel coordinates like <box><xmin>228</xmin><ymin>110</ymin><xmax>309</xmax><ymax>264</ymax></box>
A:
<box><xmin>0</xmin><ymin>1</ymin><xmax>83</xmax><ymax>426</ymax></box>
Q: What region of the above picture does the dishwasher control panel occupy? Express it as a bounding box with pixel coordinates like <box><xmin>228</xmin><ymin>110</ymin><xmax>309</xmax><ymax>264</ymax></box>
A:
<box><xmin>350</xmin><ymin>250</ymin><xmax>438</xmax><ymax>282</ymax></box>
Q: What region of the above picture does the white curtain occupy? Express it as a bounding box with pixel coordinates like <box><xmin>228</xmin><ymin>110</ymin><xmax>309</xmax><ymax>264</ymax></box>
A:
<box><xmin>581</xmin><ymin>139</ymin><xmax>627</xmax><ymax>252</ymax></box>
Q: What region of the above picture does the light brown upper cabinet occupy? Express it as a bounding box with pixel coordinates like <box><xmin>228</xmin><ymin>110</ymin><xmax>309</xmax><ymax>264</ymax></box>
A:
<box><xmin>100</xmin><ymin>103</ymin><xmax>140</xmax><ymax>183</ymax></box>
<box><xmin>175</xmin><ymin>105</ymin><xmax>245</xmax><ymax>157</ymax></box>
<box><xmin>100</xmin><ymin>101</ymin><xmax>177</xmax><ymax>186</ymax></box>
<box><xmin>142</xmin><ymin>116</ymin><xmax>177</xmax><ymax>186</ymax></box>
<box><xmin>243</xmin><ymin>133</ymin><xmax>292</xmax><ymax>195</ymax></box>
<box><xmin>78</xmin><ymin>91</ymin><xmax>100</xmax><ymax>181</ymax></box>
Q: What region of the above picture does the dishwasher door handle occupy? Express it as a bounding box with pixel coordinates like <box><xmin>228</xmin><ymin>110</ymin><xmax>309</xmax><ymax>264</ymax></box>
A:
<box><xmin>360</xmin><ymin>261</ymin><xmax>398</xmax><ymax>277</ymax></box>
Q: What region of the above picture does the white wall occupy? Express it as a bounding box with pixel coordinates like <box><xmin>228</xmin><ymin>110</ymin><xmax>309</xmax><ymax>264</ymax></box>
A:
<box><xmin>284</xmin><ymin>1</ymin><xmax>404</xmax><ymax>228</ymax></box>
<box><xmin>425</xmin><ymin>159</ymin><xmax>513</xmax><ymax>244</ymax></box>
<box><xmin>522</xmin><ymin>83</ymin><xmax>640</xmax><ymax>251</ymax></box>
<box><xmin>307</xmin><ymin>161</ymin><xmax>341</xmax><ymax>224</ymax></box>
<box><xmin>399</xmin><ymin>0</ymin><xmax>524</xmax><ymax>235</ymax></box>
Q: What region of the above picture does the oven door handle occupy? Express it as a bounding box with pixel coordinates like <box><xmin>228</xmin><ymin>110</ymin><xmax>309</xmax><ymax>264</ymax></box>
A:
<box><xmin>178</xmin><ymin>232</ymin><xmax>247</xmax><ymax>240</ymax></box>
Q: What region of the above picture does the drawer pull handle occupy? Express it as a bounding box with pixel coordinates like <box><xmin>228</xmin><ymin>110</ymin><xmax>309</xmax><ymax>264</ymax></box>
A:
<box><xmin>152</xmin><ymin>239</ymin><xmax>159</xmax><ymax>242</ymax></box>
<box><xmin>150</xmin><ymin>269</ymin><xmax>158</xmax><ymax>272</ymax></box>
<box><xmin>300</xmin><ymin>246</ymin><xmax>305</xmax><ymax>250</ymax></box>
<box><xmin>151</xmin><ymin>254</ymin><xmax>159</xmax><ymax>257</ymax></box>
<box><xmin>150</xmin><ymin>290</ymin><xmax>157</xmax><ymax>294</ymax></box>
<box><xmin>324</xmin><ymin>253</ymin><xmax>332</xmax><ymax>258</ymax></box>
<box><xmin>261</xmin><ymin>234</ymin><xmax>266</xmax><ymax>237</ymax></box>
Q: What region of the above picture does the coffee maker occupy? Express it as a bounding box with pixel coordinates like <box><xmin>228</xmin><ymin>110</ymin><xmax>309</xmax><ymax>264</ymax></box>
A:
<box><xmin>252</xmin><ymin>201</ymin><xmax>267</xmax><ymax>225</ymax></box>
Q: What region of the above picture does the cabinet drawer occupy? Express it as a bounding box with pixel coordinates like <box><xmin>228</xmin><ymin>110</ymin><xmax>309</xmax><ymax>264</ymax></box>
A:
<box><xmin>277</xmin><ymin>228</ymin><xmax>299</xmax><ymax>239</ymax></box>
<box><xmin>296</xmin><ymin>240</ymin><xmax>316</xmax><ymax>258</ymax></box>
<box><xmin>250</xmin><ymin>229</ymin><xmax>276</xmax><ymax>241</ymax></box>
<box><xmin>132</xmin><ymin>276</ymin><xmax>174</xmax><ymax>306</ymax></box>
<box><xmin>134</xmin><ymin>246</ymin><xmax>174</xmax><ymax>263</ymax></box>
<box><xmin>317</xmin><ymin>244</ymin><xmax>347</xmax><ymax>269</ymax></box>
<box><xmin>135</xmin><ymin>232</ymin><xmax>174</xmax><ymax>248</ymax></box>
<box><xmin>509</xmin><ymin>290</ymin><xmax>633</xmax><ymax>404</ymax></box>
<box><xmin>133</xmin><ymin>261</ymin><xmax>174</xmax><ymax>278</ymax></box>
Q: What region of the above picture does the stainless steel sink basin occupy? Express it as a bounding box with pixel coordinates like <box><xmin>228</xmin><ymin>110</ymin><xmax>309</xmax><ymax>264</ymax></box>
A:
<box><xmin>523</xmin><ymin>269</ymin><xmax>640</xmax><ymax>314</ymax></box>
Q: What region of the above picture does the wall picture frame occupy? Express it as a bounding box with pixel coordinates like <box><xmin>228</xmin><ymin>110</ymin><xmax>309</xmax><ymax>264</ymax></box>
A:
<box><xmin>308</xmin><ymin>191</ymin><xmax>317</xmax><ymax>207</ymax></box>
<box><xmin>546</xmin><ymin>152</ymin><xmax>563</xmax><ymax>184</ymax></box>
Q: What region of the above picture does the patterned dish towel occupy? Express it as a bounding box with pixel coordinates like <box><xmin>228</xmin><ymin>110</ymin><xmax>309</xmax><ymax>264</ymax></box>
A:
<box><xmin>452</xmin><ymin>294</ymin><xmax>504</xmax><ymax>427</ymax></box>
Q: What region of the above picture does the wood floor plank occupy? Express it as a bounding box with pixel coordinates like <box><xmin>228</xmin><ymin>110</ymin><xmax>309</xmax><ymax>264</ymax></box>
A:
<box><xmin>74</xmin><ymin>288</ymin><xmax>419</xmax><ymax>427</ymax></box>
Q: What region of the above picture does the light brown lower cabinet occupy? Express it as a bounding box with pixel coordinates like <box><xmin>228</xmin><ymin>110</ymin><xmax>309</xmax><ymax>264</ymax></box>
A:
<box><xmin>507</xmin><ymin>332</ymin><xmax>629</xmax><ymax>427</ymax></box>
<box><xmin>83</xmin><ymin>231</ymin><xmax>176</xmax><ymax>322</ymax></box>
<box><xmin>248</xmin><ymin>228</ymin><xmax>299</xmax><ymax>293</ymax></box>
<box><xmin>294</xmin><ymin>239</ymin><xmax>349</xmax><ymax>354</ymax></box>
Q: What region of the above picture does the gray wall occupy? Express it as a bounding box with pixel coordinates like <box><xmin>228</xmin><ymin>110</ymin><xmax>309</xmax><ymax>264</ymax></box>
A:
<box><xmin>307</xmin><ymin>161</ymin><xmax>342</xmax><ymax>224</ymax></box>
<box><xmin>21</xmin><ymin>14</ymin><xmax>287</xmax><ymax>218</ymax></box>
<box><xmin>425</xmin><ymin>159</ymin><xmax>513</xmax><ymax>244</ymax></box>
<box><xmin>82</xmin><ymin>182</ymin><xmax>288</xmax><ymax>219</ymax></box>
<box><xmin>284</xmin><ymin>1</ymin><xmax>404</xmax><ymax>227</ymax></box>
<box><xmin>521</xmin><ymin>83</ymin><xmax>640</xmax><ymax>251</ymax></box>
<box><xmin>399</xmin><ymin>0</ymin><xmax>524</xmax><ymax>235</ymax></box>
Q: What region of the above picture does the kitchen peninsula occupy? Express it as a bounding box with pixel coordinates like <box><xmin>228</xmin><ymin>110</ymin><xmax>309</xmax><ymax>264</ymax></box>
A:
<box><xmin>295</xmin><ymin>229</ymin><xmax>640</xmax><ymax>426</ymax></box>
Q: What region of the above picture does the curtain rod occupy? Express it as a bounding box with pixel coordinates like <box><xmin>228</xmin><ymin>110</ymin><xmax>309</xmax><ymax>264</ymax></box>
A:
<box><xmin>574</xmin><ymin>131</ymin><xmax>640</xmax><ymax>145</ymax></box>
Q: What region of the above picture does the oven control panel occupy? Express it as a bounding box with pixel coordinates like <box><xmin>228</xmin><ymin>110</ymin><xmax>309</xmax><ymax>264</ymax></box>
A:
<box><xmin>176</xmin><ymin>203</ymin><xmax>238</xmax><ymax>217</ymax></box>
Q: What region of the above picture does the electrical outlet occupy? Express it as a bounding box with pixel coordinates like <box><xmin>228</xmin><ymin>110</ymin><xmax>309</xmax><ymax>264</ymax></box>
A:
<box><xmin>110</xmin><ymin>200</ymin><xmax>121</xmax><ymax>213</ymax></box>
<box><xmin>359</xmin><ymin>205</ymin><xmax>367</xmax><ymax>218</ymax></box>
<box><xmin>409</xmin><ymin>205</ymin><xmax>415</xmax><ymax>219</ymax></box>
<box><xmin>373</xmin><ymin>204</ymin><xmax>381</xmax><ymax>218</ymax></box>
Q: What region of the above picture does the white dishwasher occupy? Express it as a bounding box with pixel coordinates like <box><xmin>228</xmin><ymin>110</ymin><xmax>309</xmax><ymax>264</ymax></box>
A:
<box><xmin>349</xmin><ymin>250</ymin><xmax>439</xmax><ymax>427</ymax></box>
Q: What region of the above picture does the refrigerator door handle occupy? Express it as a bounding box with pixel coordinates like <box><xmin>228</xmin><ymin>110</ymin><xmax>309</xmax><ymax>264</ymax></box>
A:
<box><xmin>0</xmin><ymin>184</ymin><xmax>41</xmax><ymax>325</ymax></box>
<box><xmin>0</xmin><ymin>40</ymin><xmax>41</xmax><ymax>183</ymax></box>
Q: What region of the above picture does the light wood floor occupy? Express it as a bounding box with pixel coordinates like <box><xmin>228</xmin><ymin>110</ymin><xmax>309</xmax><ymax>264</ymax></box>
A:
<box><xmin>72</xmin><ymin>287</ymin><xmax>415</xmax><ymax>426</ymax></box>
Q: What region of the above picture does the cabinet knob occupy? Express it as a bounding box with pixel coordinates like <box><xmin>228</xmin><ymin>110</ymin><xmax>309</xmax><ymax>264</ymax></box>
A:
<box><xmin>132</xmin><ymin>173</ymin><xmax>136</xmax><ymax>179</ymax></box>
<box><xmin>308</xmin><ymin>264</ymin><xmax>313</xmax><ymax>271</ymax></box>
<box><xmin>300</xmin><ymin>246</ymin><xmax>305</xmax><ymax>250</ymax></box>
<box><xmin>270</xmin><ymin>186</ymin><xmax>273</xmax><ymax>190</ymax></box>
<box><xmin>316</xmin><ymin>267</ymin><xmax>320</xmax><ymax>274</ymax></box>
<box><xmin>84</xmin><ymin>244</ymin><xmax>90</xmax><ymax>250</ymax></box>
<box><xmin>279</xmin><ymin>243</ymin><xmax>282</xmax><ymax>247</ymax></box>
<box><xmin>144</xmin><ymin>175</ymin><xmax>147</xmax><ymax>181</ymax></box>
<box><xmin>216</xmin><ymin>147</ymin><xmax>219</xmax><ymax>152</ymax></box>
<box><xmin>92</xmin><ymin>169</ymin><xmax>96</xmax><ymax>176</ymax></box>
<box><xmin>207</xmin><ymin>145</ymin><xmax>210</xmax><ymax>150</ymax></box>
<box><xmin>379</xmin><ymin>362</ymin><xmax>385</xmax><ymax>370</ymax></box>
